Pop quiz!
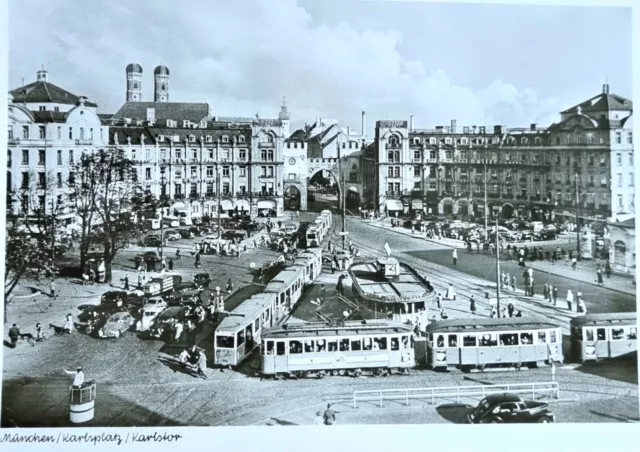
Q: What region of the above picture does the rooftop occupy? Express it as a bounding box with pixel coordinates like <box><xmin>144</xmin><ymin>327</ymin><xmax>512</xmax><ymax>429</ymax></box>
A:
<box><xmin>426</xmin><ymin>316</ymin><xmax>560</xmax><ymax>333</ymax></box>
<box><xmin>9</xmin><ymin>80</ymin><xmax>97</xmax><ymax>107</ymax></box>
<box><xmin>111</xmin><ymin>101</ymin><xmax>210</xmax><ymax>123</ymax></box>
<box><xmin>561</xmin><ymin>86</ymin><xmax>633</xmax><ymax>115</ymax></box>
<box><xmin>569</xmin><ymin>312</ymin><xmax>636</xmax><ymax>328</ymax></box>
<box><xmin>262</xmin><ymin>320</ymin><xmax>413</xmax><ymax>339</ymax></box>
<box><xmin>349</xmin><ymin>262</ymin><xmax>434</xmax><ymax>303</ymax></box>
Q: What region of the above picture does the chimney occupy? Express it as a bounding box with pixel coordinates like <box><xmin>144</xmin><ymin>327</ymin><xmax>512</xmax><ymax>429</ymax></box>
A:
<box><xmin>435</xmin><ymin>126</ymin><xmax>444</xmax><ymax>133</ymax></box>
<box><xmin>451</xmin><ymin>119</ymin><xmax>457</xmax><ymax>133</ymax></box>
<box><xmin>361</xmin><ymin>111</ymin><xmax>366</xmax><ymax>138</ymax></box>
<box><xmin>530</xmin><ymin>123</ymin><xmax>537</xmax><ymax>131</ymax></box>
<box><xmin>409</xmin><ymin>115</ymin><xmax>414</xmax><ymax>132</ymax></box>
<box><xmin>494</xmin><ymin>125</ymin><xmax>503</xmax><ymax>135</ymax></box>
<box><xmin>37</xmin><ymin>67</ymin><xmax>48</xmax><ymax>82</ymax></box>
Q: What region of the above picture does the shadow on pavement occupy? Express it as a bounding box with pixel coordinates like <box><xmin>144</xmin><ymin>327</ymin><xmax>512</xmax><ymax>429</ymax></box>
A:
<box><xmin>589</xmin><ymin>410</ymin><xmax>640</xmax><ymax>423</ymax></box>
<box><xmin>436</xmin><ymin>403</ymin><xmax>473</xmax><ymax>424</ymax></box>
<box><xmin>2</xmin><ymin>376</ymin><xmax>184</xmax><ymax>428</ymax></box>
<box><xmin>266</xmin><ymin>417</ymin><xmax>298</xmax><ymax>426</ymax></box>
<box><xmin>573</xmin><ymin>354</ymin><xmax>638</xmax><ymax>385</ymax></box>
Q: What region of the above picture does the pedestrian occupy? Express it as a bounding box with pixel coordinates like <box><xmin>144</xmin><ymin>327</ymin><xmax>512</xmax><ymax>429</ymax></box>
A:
<box><xmin>8</xmin><ymin>323</ymin><xmax>20</xmax><ymax>348</ymax></box>
<box><xmin>196</xmin><ymin>351</ymin><xmax>208</xmax><ymax>379</ymax></box>
<box><xmin>577</xmin><ymin>292</ymin><xmax>586</xmax><ymax>314</ymax></box>
<box><xmin>596</xmin><ymin>268</ymin><xmax>604</xmax><ymax>286</ymax></box>
<box><xmin>571</xmin><ymin>257</ymin><xmax>577</xmax><ymax>270</ymax></box>
<box><xmin>547</xmin><ymin>286</ymin><xmax>553</xmax><ymax>303</ymax></box>
<box><xmin>605</xmin><ymin>261</ymin><xmax>612</xmax><ymax>278</ymax></box>
<box><xmin>50</xmin><ymin>280</ymin><xmax>57</xmax><ymax>299</ymax></box>
<box><xmin>510</xmin><ymin>274</ymin><xmax>516</xmax><ymax>292</ymax></box>
<box><xmin>314</xmin><ymin>411</ymin><xmax>324</xmax><ymax>425</ymax></box>
<box><xmin>226</xmin><ymin>278</ymin><xmax>233</xmax><ymax>293</ymax></box>
<box><xmin>168</xmin><ymin>258</ymin><xmax>174</xmax><ymax>271</ymax></box>
<box><xmin>175</xmin><ymin>248</ymin><xmax>181</xmax><ymax>260</ymax></box>
<box><xmin>89</xmin><ymin>269</ymin><xmax>95</xmax><ymax>285</ymax></box>
<box><xmin>469</xmin><ymin>296</ymin><xmax>476</xmax><ymax>315</ymax></box>
<box><xmin>445</xmin><ymin>284</ymin><xmax>456</xmax><ymax>301</ymax></box>
<box><xmin>178</xmin><ymin>348</ymin><xmax>190</xmax><ymax>371</ymax></box>
<box><xmin>137</xmin><ymin>273</ymin><xmax>143</xmax><ymax>290</ymax></box>
<box><xmin>331</xmin><ymin>260</ymin><xmax>336</xmax><ymax>274</ymax></box>
<box><xmin>552</xmin><ymin>285</ymin><xmax>558</xmax><ymax>305</ymax></box>
<box><xmin>452</xmin><ymin>248</ymin><xmax>457</xmax><ymax>266</ymax></box>
<box><xmin>63</xmin><ymin>367</ymin><xmax>86</xmax><ymax>388</ymax></box>
<box><xmin>543</xmin><ymin>283</ymin><xmax>549</xmax><ymax>300</ymax></box>
<box><xmin>507</xmin><ymin>302</ymin><xmax>515</xmax><ymax>318</ymax></box>
<box><xmin>323</xmin><ymin>403</ymin><xmax>336</xmax><ymax>425</ymax></box>
<box><xmin>123</xmin><ymin>274</ymin><xmax>129</xmax><ymax>290</ymax></box>
<box><xmin>566</xmin><ymin>289</ymin><xmax>574</xmax><ymax>311</ymax></box>
<box><xmin>195</xmin><ymin>253</ymin><xmax>201</xmax><ymax>268</ymax></box>
<box><xmin>436</xmin><ymin>293</ymin><xmax>442</xmax><ymax>310</ymax></box>
<box><xmin>63</xmin><ymin>314</ymin><xmax>74</xmax><ymax>334</ymax></box>
<box><xmin>174</xmin><ymin>321</ymin><xmax>184</xmax><ymax>343</ymax></box>
<box><xmin>440</xmin><ymin>308</ymin><xmax>449</xmax><ymax>320</ymax></box>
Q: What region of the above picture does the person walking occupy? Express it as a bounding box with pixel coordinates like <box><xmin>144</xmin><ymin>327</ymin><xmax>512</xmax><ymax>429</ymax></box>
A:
<box><xmin>323</xmin><ymin>403</ymin><xmax>336</xmax><ymax>425</ymax></box>
<box><xmin>226</xmin><ymin>278</ymin><xmax>233</xmax><ymax>293</ymax></box>
<box><xmin>552</xmin><ymin>286</ymin><xmax>558</xmax><ymax>306</ymax></box>
<box><xmin>445</xmin><ymin>284</ymin><xmax>456</xmax><ymax>301</ymax></box>
<box><xmin>605</xmin><ymin>261</ymin><xmax>612</xmax><ymax>278</ymax></box>
<box><xmin>576</xmin><ymin>292</ymin><xmax>586</xmax><ymax>314</ymax></box>
<box><xmin>596</xmin><ymin>268</ymin><xmax>604</xmax><ymax>286</ymax></box>
<box><xmin>469</xmin><ymin>295</ymin><xmax>477</xmax><ymax>315</ymax></box>
<box><xmin>510</xmin><ymin>274</ymin><xmax>516</xmax><ymax>292</ymax></box>
<box><xmin>571</xmin><ymin>257</ymin><xmax>577</xmax><ymax>270</ymax></box>
<box><xmin>63</xmin><ymin>314</ymin><xmax>74</xmax><ymax>334</ymax></box>
<box><xmin>436</xmin><ymin>293</ymin><xmax>442</xmax><ymax>310</ymax></box>
<box><xmin>331</xmin><ymin>260</ymin><xmax>336</xmax><ymax>274</ymax></box>
<box><xmin>123</xmin><ymin>274</ymin><xmax>129</xmax><ymax>290</ymax></box>
<box><xmin>452</xmin><ymin>249</ymin><xmax>457</xmax><ymax>266</ymax></box>
<box><xmin>566</xmin><ymin>289</ymin><xmax>574</xmax><ymax>311</ymax></box>
<box><xmin>196</xmin><ymin>351</ymin><xmax>208</xmax><ymax>379</ymax></box>
<box><xmin>8</xmin><ymin>323</ymin><xmax>21</xmax><ymax>348</ymax></box>
<box><xmin>50</xmin><ymin>280</ymin><xmax>57</xmax><ymax>299</ymax></box>
<box><xmin>543</xmin><ymin>283</ymin><xmax>549</xmax><ymax>301</ymax></box>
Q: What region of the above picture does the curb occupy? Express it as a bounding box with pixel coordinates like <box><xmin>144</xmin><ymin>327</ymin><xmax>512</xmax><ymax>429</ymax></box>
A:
<box><xmin>367</xmin><ymin>222</ymin><xmax>467</xmax><ymax>249</ymax></box>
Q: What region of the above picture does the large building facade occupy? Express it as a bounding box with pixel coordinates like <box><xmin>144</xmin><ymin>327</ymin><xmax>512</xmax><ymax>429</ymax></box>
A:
<box><xmin>6</xmin><ymin>68</ymin><xmax>109</xmax><ymax>223</ymax></box>
<box><xmin>361</xmin><ymin>84</ymin><xmax>634</xmax><ymax>222</ymax></box>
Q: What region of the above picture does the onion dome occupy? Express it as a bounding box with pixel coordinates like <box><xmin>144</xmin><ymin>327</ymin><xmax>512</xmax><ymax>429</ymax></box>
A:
<box><xmin>154</xmin><ymin>65</ymin><xmax>170</xmax><ymax>76</ymax></box>
<box><xmin>126</xmin><ymin>63</ymin><xmax>143</xmax><ymax>73</ymax></box>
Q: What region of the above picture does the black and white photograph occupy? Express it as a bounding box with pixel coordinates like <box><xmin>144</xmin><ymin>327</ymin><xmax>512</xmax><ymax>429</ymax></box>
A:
<box><xmin>1</xmin><ymin>0</ymin><xmax>638</xmax><ymax>437</ymax></box>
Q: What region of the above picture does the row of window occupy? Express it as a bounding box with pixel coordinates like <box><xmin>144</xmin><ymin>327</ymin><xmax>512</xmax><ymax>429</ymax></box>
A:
<box><xmin>139</xmin><ymin>165</ymin><xmax>276</xmax><ymax>180</ymax></box>
<box><xmin>575</xmin><ymin>326</ymin><xmax>637</xmax><ymax>341</ymax></box>
<box><xmin>156</xmin><ymin>132</ymin><xmax>249</xmax><ymax>144</ymax></box>
<box><xmin>263</xmin><ymin>335</ymin><xmax>413</xmax><ymax>355</ymax></box>
<box><xmin>9</xmin><ymin>125</ymin><xmax>101</xmax><ymax>141</ymax></box>
<box><xmin>10</xmin><ymin>149</ymin><xmax>77</xmax><ymax>166</ymax></box>
<box><xmin>428</xmin><ymin>330</ymin><xmax>559</xmax><ymax>348</ymax></box>
<box><xmin>159</xmin><ymin>183</ymin><xmax>276</xmax><ymax>197</ymax></box>
<box><xmin>148</xmin><ymin>148</ymin><xmax>274</xmax><ymax>162</ymax></box>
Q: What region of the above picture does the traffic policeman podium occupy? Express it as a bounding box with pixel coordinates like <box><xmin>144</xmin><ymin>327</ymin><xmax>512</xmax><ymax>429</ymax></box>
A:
<box><xmin>64</xmin><ymin>367</ymin><xmax>97</xmax><ymax>423</ymax></box>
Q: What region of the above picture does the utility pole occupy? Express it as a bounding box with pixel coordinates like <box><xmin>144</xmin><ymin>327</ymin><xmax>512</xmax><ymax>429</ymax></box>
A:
<box><xmin>217</xmin><ymin>164</ymin><xmax>222</xmax><ymax>242</ymax></box>
<box><xmin>159</xmin><ymin>169</ymin><xmax>166</xmax><ymax>263</ymax></box>
<box><xmin>484</xmin><ymin>160</ymin><xmax>488</xmax><ymax>241</ymax></box>
<box><xmin>575</xmin><ymin>171</ymin><xmax>581</xmax><ymax>261</ymax></box>
<box><xmin>495</xmin><ymin>215</ymin><xmax>501</xmax><ymax>317</ymax></box>
<box><xmin>338</xmin><ymin>144</ymin><xmax>347</xmax><ymax>250</ymax></box>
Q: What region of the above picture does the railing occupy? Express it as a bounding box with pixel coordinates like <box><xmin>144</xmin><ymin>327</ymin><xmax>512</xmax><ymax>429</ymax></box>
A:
<box><xmin>352</xmin><ymin>382</ymin><xmax>559</xmax><ymax>408</ymax></box>
<box><xmin>8</xmin><ymin>138</ymin><xmax>20</xmax><ymax>145</ymax></box>
<box><xmin>75</xmin><ymin>139</ymin><xmax>93</xmax><ymax>145</ymax></box>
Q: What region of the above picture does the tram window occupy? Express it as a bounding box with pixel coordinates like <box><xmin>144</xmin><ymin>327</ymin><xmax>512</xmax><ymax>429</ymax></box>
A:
<box><xmin>414</xmin><ymin>301</ymin><xmax>425</xmax><ymax>312</ymax></box>
<box><xmin>237</xmin><ymin>329</ymin><xmax>245</xmax><ymax>346</ymax></box>
<box><xmin>499</xmin><ymin>334</ymin><xmax>518</xmax><ymax>346</ymax></box>
<box><xmin>436</xmin><ymin>335</ymin><xmax>445</xmax><ymax>347</ymax></box>
<box><xmin>376</xmin><ymin>337</ymin><xmax>388</xmax><ymax>350</ymax></box>
<box><xmin>304</xmin><ymin>340</ymin><xmax>315</xmax><ymax>353</ymax></box>
<box><xmin>550</xmin><ymin>330</ymin><xmax>558</xmax><ymax>343</ymax></box>
<box><xmin>480</xmin><ymin>334</ymin><xmax>498</xmax><ymax>347</ymax></box>
<box><xmin>216</xmin><ymin>335</ymin><xmax>234</xmax><ymax>348</ymax></box>
<box><xmin>280</xmin><ymin>293</ymin><xmax>285</xmax><ymax>305</ymax></box>
<box><xmin>351</xmin><ymin>339</ymin><xmax>362</xmax><ymax>351</ymax></box>
<box><xmin>402</xmin><ymin>336</ymin><xmax>410</xmax><ymax>349</ymax></box>
<box><xmin>611</xmin><ymin>328</ymin><xmax>624</xmax><ymax>340</ymax></box>
<box><xmin>266</xmin><ymin>341</ymin><xmax>274</xmax><ymax>355</ymax></box>
<box><xmin>289</xmin><ymin>340</ymin><xmax>302</xmax><ymax>354</ymax></box>
<box><xmin>276</xmin><ymin>341</ymin><xmax>285</xmax><ymax>356</ymax></box>
<box><xmin>328</xmin><ymin>340</ymin><xmax>338</xmax><ymax>352</ymax></box>
<box><xmin>316</xmin><ymin>339</ymin><xmax>327</xmax><ymax>352</ymax></box>
<box><xmin>462</xmin><ymin>335</ymin><xmax>477</xmax><ymax>347</ymax></box>
<box><xmin>448</xmin><ymin>335</ymin><xmax>458</xmax><ymax>347</ymax></box>
<box><xmin>339</xmin><ymin>339</ymin><xmax>350</xmax><ymax>352</ymax></box>
<box><xmin>363</xmin><ymin>337</ymin><xmax>373</xmax><ymax>350</ymax></box>
<box><xmin>629</xmin><ymin>328</ymin><xmax>637</xmax><ymax>340</ymax></box>
<box><xmin>585</xmin><ymin>329</ymin><xmax>595</xmax><ymax>341</ymax></box>
<box><xmin>520</xmin><ymin>332</ymin><xmax>533</xmax><ymax>345</ymax></box>
<box><xmin>538</xmin><ymin>332</ymin><xmax>547</xmax><ymax>344</ymax></box>
<box><xmin>391</xmin><ymin>337</ymin><xmax>400</xmax><ymax>351</ymax></box>
<box><xmin>596</xmin><ymin>328</ymin><xmax>606</xmax><ymax>341</ymax></box>
<box><xmin>426</xmin><ymin>333</ymin><xmax>433</xmax><ymax>347</ymax></box>
<box><xmin>254</xmin><ymin>319</ymin><xmax>260</xmax><ymax>331</ymax></box>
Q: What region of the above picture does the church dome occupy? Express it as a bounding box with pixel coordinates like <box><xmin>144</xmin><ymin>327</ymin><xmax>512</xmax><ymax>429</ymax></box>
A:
<box><xmin>154</xmin><ymin>65</ymin><xmax>170</xmax><ymax>76</ymax></box>
<box><xmin>126</xmin><ymin>63</ymin><xmax>143</xmax><ymax>73</ymax></box>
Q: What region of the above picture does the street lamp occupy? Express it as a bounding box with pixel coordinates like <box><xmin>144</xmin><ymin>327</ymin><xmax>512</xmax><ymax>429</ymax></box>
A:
<box><xmin>159</xmin><ymin>167</ymin><xmax>166</xmax><ymax>263</ymax></box>
<box><xmin>575</xmin><ymin>171</ymin><xmax>582</xmax><ymax>261</ymax></box>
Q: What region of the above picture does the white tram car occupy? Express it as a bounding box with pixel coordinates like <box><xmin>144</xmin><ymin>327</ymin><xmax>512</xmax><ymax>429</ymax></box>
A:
<box><xmin>260</xmin><ymin>321</ymin><xmax>415</xmax><ymax>378</ymax></box>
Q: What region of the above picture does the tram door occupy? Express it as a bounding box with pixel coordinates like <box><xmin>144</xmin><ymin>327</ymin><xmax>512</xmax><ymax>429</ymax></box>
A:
<box><xmin>434</xmin><ymin>334</ymin><xmax>448</xmax><ymax>368</ymax></box>
<box><xmin>582</xmin><ymin>327</ymin><xmax>598</xmax><ymax>361</ymax></box>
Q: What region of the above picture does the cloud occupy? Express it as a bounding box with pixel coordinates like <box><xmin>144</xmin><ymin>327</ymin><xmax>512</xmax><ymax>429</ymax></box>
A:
<box><xmin>9</xmin><ymin>0</ymin><xmax>565</xmax><ymax>131</ymax></box>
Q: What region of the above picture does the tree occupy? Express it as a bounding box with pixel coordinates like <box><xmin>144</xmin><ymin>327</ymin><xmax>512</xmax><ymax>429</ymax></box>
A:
<box><xmin>4</xmin><ymin>220</ymin><xmax>56</xmax><ymax>324</ymax></box>
<box><xmin>70</xmin><ymin>147</ymin><xmax>147</xmax><ymax>282</ymax></box>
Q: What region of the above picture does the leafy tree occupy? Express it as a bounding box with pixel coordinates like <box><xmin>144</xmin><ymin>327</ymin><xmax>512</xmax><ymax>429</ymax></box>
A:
<box><xmin>70</xmin><ymin>147</ymin><xmax>148</xmax><ymax>282</ymax></box>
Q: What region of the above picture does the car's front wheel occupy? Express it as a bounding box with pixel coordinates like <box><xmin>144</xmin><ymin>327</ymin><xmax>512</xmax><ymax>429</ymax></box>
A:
<box><xmin>538</xmin><ymin>417</ymin><xmax>552</xmax><ymax>423</ymax></box>
<box><xmin>114</xmin><ymin>330</ymin><xmax>121</xmax><ymax>338</ymax></box>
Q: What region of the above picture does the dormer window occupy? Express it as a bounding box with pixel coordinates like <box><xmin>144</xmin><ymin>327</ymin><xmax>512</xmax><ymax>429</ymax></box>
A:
<box><xmin>205</xmin><ymin>135</ymin><xmax>212</xmax><ymax>143</ymax></box>
<box><xmin>461</xmin><ymin>138</ymin><xmax>468</xmax><ymax>145</ymax></box>
<box><xmin>238</xmin><ymin>135</ymin><xmax>245</xmax><ymax>143</ymax></box>
<box><xmin>413</xmin><ymin>138</ymin><xmax>420</xmax><ymax>145</ymax></box>
<box><xmin>189</xmin><ymin>134</ymin><xmax>196</xmax><ymax>142</ymax></box>
<box><xmin>200</xmin><ymin>120</ymin><xmax>207</xmax><ymax>128</ymax></box>
<box><xmin>222</xmin><ymin>135</ymin><xmax>229</xmax><ymax>143</ymax></box>
<box><xmin>39</xmin><ymin>106</ymin><xmax>46</xmax><ymax>111</ymax></box>
<box><xmin>429</xmin><ymin>137</ymin><xmax>436</xmax><ymax>145</ymax></box>
<box><xmin>521</xmin><ymin>137</ymin><xmax>528</xmax><ymax>145</ymax></box>
<box><xmin>445</xmin><ymin>137</ymin><xmax>452</xmax><ymax>145</ymax></box>
<box><xmin>534</xmin><ymin>137</ymin><xmax>541</xmax><ymax>145</ymax></box>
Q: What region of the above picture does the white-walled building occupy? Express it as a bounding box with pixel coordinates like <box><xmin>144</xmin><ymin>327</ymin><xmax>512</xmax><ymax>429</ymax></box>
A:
<box><xmin>7</xmin><ymin>69</ymin><xmax>109</xmax><ymax>223</ymax></box>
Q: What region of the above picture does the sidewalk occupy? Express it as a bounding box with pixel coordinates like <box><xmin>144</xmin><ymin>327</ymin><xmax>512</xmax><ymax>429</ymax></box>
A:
<box><xmin>367</xmin><ymin>218</ymin><xmax>467</xmax><ymax>249</ymax></box>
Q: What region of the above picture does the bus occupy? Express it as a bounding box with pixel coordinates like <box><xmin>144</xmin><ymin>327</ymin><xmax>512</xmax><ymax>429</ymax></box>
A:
<box><xmin>570</xmin><ymin>312</ymin><xmax>637</xmax><ymax>362</ymax></box>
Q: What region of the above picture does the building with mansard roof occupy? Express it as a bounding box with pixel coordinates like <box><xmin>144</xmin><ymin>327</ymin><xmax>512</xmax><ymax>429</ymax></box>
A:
<box><xmin>7</xmin><ymin>68</ymin><xmax>109</xmax><ymax>222</ymax></box>
<box><xmin>361</xmin><ymin>84</ymin><xmax>633</xmax><ymax>223</ymax></box>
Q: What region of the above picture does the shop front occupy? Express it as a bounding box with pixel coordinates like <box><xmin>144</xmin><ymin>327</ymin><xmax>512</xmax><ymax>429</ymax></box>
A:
<box><xmin>257</xmin><ymin>200</ymin><xmax>277</xmax><ymax>218</ymax></box>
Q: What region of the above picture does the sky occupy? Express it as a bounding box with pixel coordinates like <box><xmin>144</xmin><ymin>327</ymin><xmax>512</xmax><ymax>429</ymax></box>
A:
<box><xmin>8</xmin><ymin>0</ymin><xmax>632</xmax><ymax>135</ymax></box>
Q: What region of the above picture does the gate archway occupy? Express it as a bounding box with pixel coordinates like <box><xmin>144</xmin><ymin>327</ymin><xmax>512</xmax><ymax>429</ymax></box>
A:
<box><xmin>284</xmin><ymin>185</ymin><xmax>301</xmax><ymax>211</ymax></box>
<box><xmin>307</xmin><ymin>169</ymin><xmax>341</xmax><ymax>213</ymax></box>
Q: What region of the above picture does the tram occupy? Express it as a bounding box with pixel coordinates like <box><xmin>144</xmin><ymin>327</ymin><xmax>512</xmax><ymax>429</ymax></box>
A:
<box><xmin>426</xmin><ymin>317</ymin><xmax>564</xmax><ymax>371</ymax></box>
<box><xmin>264</xmin><ymin>268</ymin><xmax>305</xmax><ymax>317</ymax></box>
<box><xmin>320</xmin><ymin>210</ymin><xmax>333</xmax><ymax>228</ymax></box>
<box><xmin>260</xmin><ymin>320</ymin><xmax>415</xmax><ymax>378</ymax></box>
<box><xmin>570</xmin><ymin>312</ymin><xmax>637</xmax><ymax>362</ymax></box>
<box><xmin>306</xmin><ymin>226</ymin><xmax>321</xmax><ymax>248</ymax></box>
<box><xmin>213</xmin><ymin>293</ymin><xmax>278</xmax><ymax>367</ymax></box>
<box><xmin>290</xmin><ymin>248</ymin><xmax>323</xmax><ymax>283</ymax></box>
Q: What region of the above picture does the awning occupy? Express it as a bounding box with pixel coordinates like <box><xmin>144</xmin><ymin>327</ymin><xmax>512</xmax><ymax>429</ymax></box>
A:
<box><xmin>235</xmin><ymin>199</ymin><xmax>250</xmax><ymax>211</ymax></box>
<box><xmin>411</xmin><ymin>199</ymin><xmax>423</xmax><ymax>210</ymax></box>
<box><xmin>385</xmin><ymin>200</ymin><xmax>403</xmax><ymax>211</ymax></box>
<box><xmin>348</xmin><ymin>186</ymin><xmax>358</xmax><ymax>193</ymax></box>
<box><xmin>172</xmin><ymin>202</ymin><xmax>186</xmax><ymax>210</ymax></box>
<box><xmin>220</xmin><ymin>200</ymin><xmax>234</xmax><ymax>211</ymax></box>
<box><xmin>258</xmin><ymin>200</ymin><xmax>276</xmax><ymax>210</ymax></box>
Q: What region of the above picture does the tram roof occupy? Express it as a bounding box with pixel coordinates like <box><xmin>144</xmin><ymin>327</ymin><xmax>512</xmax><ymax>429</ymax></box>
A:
<box><xmin>265</xmin><ymin>269</ymin><xmax>301</xmax><ymax>290</ymax></box>
<box><xmin>262</xmin><ymin>320</ymin><xmax>413</xmax><ymax>339</ymax></box>
<box><xmin>569</xmin><ymin>312</ymin><xmax>637</xmax><ymax>328</ymax></box>
<box><xmin>426</xmin><ymin>316</ymin><xmax>560</xmax><ymax>333</ymax></box>
<box><xmin>349</xmin><ymin>262</ymin><xmax>434</xmax><ymax>302</ymax></box>
<box><xmin>216</xmin><ymin>294</ymin><xmax>275</xmax><ymax>333</ymax></box>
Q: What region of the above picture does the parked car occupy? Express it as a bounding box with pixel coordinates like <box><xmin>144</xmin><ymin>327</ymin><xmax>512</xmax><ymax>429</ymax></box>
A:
<box><xmin>136</xmin><ymin>297</ymin><xmax>168</xmax><ymax>331</ymax></box>
<box><xmin>144</xmin><ymin>235</ymin><xmax>162</xmax><ymax>247</ymax></box>
<box><xmin>179</xmin><ymin>217</ymin><xmax>193</xmax><ymax>226</ymax></box>
<box><xmin>177</xmin><ymin>229</ymin><xmax>194</xmax><ymax>239</ymax></box>
<box><xmin>98</xmin><ymin>311</ymin><xmax>136</xmax><ymax>338</ymax></box>
<box><xmin>76</xmin><ymin>304</ymin><xmax>114</xmax><ymax>335</ymax></box>
<box><xmin>142</xmin><ymin>296</ymin><xmax>168</xmax><ymax>312</ymax></box>
<box><xmin>163</xmin><ymin>231</ymin><xmax>181</xmax><ymax>241</ymax></box>
<box><xmin>222</xmin><ymin>229</ymin><xmax>248</xmax><ymax>240</ymax></box>
<box><xmin>468</xmin><ymin>393</ymin><xmax>555</xmax><ymax>424</ymax></box>
<box><xmin>189</xmin><ymin>226</ymin><xmax>206</xmax><ymax>237</ymax></box>
<box><xmin>193</xmin><ymin>273</ymin><xmax>211</xmax><ymax>289</ymax></box>
<box><xmin>100</xmin><ymin>291</ymin><xmax>130</xmax><ymax>310</ymax></box>
<box><xmin>539</xmin><ymin>230</ymin><xmax>556</xmax><ymax>241</ymax></box>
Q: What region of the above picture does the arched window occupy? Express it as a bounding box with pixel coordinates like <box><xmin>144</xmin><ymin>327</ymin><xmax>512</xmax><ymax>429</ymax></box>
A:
<box><xmin>161</xmin><ymin>83</ymin><xmax>166</xmax><ymax>91</ymax></box>
<box><xmin>614</xmin><ymin>241</ymin><xmax>627</xmax><ymax>267</ymax></box>
<box><xmin>388</xmin><ymin>135</ymin><xmax>399</xmax><ymax>147</ymax></box>
<box><xmin>133</xmin><ymin>81</ymin><xmax>138</xmax><ymax>90</ymax></box>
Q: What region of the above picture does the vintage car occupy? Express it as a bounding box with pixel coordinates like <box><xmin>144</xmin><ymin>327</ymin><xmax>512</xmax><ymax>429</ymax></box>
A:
<box><xmin>98</xmin><ymin>311</ymin><xmax>136</xmax><ymax>338</ymax></box>
<box><xmin>468</xmin><ymin>394</ymin><xmax>555</xmax><ymax>424</ymax></box>
<box><xmin>163</xmin><ymin>231</ymin><xmax>181</xmax><ymax>241</ymax></box>
<box><xmin>193</xmin><ymin>273</ymin><xmax>211</xmax><ymax>289</ymax></box>
<box><xmin>144</xmin><ymin>235</ymin><xmax>162</xmax><ymax>247</ymax></box>
<box><xmin>76</xmin><ymin>304</ymin><xmax>115</xmax><ymax>335</ymax></box>
<box><xmin>100</xmin><ymin>291</ymin><xmax>130</xmax><ymax>310</ymax></box>
<box><xmin>136</xmin><ymin>299</ymin><xmax>168</xmax><ymax>332</ymax></box>
<box><xmin>147</xmin><ymin>306</ymin><xmax>189</xmax><ymax>341</ymax></box>
<box><xmin>142</xmin><ymin>296</ymin><xmax>168</xmax><ymax>312</ymax></box>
